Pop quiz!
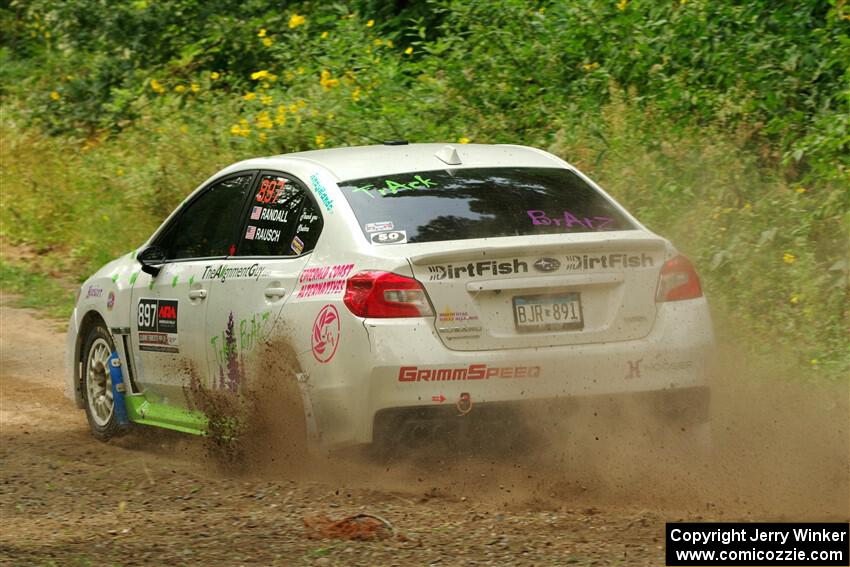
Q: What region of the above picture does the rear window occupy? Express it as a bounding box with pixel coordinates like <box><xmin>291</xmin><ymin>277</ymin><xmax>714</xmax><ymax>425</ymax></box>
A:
<box><xmin>338</xmin><ymin>167</ymin><xmax>636</xmax><ymax>244</ymax></box>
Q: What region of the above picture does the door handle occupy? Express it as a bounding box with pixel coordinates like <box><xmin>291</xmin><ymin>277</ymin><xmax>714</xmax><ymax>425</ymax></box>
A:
<box><xmin>188</xmin><ymin>289</ymin><xmax>207</xmax><ymax>300</ymax></box>
<box><xmin>264</xmin><ymin>287</ymin><xmax>286</xmax><ymax>299</ymax></box>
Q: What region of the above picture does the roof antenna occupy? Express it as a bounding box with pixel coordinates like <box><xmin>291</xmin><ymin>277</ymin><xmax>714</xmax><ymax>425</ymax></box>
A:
<box><xmin>435</xmin><ymin>145</ymin><xmax>462</xmax><ymax>165</ymax></box>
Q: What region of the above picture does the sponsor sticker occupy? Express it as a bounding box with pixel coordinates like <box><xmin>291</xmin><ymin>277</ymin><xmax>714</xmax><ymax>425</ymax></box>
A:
<box><xmin>106</xmin><ymin>291</ymin><xmax>115</xmax><ymax>311</ymax></box>
<box><xmin>310</xmin><ymin>173</ymin><xmax>334</xmax><ymax>213</ymax></box>
<box><xmin>398</xmin><ymin>364</ymin><xmax>540</xmax><ymax>382</ymax></box>
<box><xmin>85</xmin><ymin>286</ymin><xmax>103</xmax><ymax>299</ymax></box>
<box><xmin>137</xmin><ymin>299</ymin><xmax>179</xmax><ymax>353</ymax></box>
<box><xmin>311</xmin><ymin>304</ymin><xmax>340</xmax><ymax>363</ymax></box>
<box><xmin>564</xmin><ymin>253</ymin><xmax>654</xmax><ymax>270</ymax></box>
<box><xmin>202</xmin><ymin>263</ymin><xmax>266</xmax><ymax>283</ymax></box>
<box><xmin>364</xmin><ymin>221</ymin><xmax>394</xmax><ymax>233</ymax></box>
<box><xmin>297</xmin><ymin>263</ymin><xmax>354</xmax><ymax>298</ymax></box>
<box><xmin>428</xmin><ymin>259</ymin><xmax>528</xmax><ymax>281</ymax></box>
<box><xmin>291</xmin><ymin>235</ymin><xmax>304</xmax><ymax>255</ymax></box>
<box><xmin>370</xmin><ymin>230</ymin><xmax>407</xmax><ymax>245</ymax></box>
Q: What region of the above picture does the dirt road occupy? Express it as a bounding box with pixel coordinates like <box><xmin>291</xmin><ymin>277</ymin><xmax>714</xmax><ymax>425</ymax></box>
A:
<box><xmin>1</xmin><ymin>297</ymin><xmax>847</xmax><ymax>566</ymax></box>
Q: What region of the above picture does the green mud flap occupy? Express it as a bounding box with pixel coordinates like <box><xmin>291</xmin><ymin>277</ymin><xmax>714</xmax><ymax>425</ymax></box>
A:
<box><xmin>125</xmin><ymin>395</ymin><xmax>207</xmax><ymax>436</ymax></box>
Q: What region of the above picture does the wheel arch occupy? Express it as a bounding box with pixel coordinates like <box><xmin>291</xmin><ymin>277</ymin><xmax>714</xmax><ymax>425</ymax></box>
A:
<box><xmin>73</xmin><ymin>309</ymin><xmax>110</xmax><ymax>406</ymax></box>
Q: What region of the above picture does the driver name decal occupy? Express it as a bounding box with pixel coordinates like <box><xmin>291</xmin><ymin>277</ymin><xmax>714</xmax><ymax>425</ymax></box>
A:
<box><xmin>311</xmin><ymin>304</ymin><xmax>340</xmax><ymax>363</ymax></box>
<box><xmin>137</xmin><ymin>298</ymin><xmax>179</xmax><ymax>353</ymax></box>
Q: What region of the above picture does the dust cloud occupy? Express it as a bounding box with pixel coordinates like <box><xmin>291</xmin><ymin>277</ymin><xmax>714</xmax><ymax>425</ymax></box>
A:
<box><xmin>197</xmin><ymin>329</ymin><xmax>849</xmax><ymax>522</ymax></box>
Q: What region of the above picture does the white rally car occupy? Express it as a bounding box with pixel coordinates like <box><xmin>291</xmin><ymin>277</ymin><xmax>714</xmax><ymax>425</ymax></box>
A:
<box><xmin>65</xmin><ymin>143</ymin><xmax>713</xmax><ymax>448</ymax></box>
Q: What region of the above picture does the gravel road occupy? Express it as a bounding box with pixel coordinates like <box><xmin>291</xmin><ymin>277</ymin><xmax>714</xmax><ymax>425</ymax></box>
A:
<box><xmin>1</xmin><ymin>297</ymin><xmax>846</xmax><ymax>566</ymax></box>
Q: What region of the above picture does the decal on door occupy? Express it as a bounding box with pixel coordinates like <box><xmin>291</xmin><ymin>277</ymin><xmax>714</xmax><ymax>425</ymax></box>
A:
<box><xmin>137</xmin><ymin>299</ymin><xmax>179</xmax><ymax>353</ymax></box>
<box><xmin>311</xmin><ymin>304</ymin><xmax>340</xmax><ymax>363</ymax></box>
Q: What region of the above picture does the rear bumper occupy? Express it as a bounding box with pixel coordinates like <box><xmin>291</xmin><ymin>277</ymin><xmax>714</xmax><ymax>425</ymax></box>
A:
<box><xmin>308</xmin><ymin>298</ymin><xmax>714</xmax><ymax>446</ymax></box>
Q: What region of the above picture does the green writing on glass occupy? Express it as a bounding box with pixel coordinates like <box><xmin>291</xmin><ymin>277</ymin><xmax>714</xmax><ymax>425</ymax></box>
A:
<box><xmin>352</xmin><ymin>175</ymin><xmax>436</xmax><ymax>198</ymax></box>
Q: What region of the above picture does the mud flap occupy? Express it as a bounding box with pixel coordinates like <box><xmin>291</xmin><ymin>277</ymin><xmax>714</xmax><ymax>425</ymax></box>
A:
<box><xmin>108</xmin><ymin>352</ymin><xmax>130</xmax><ymax>427</ymax></box>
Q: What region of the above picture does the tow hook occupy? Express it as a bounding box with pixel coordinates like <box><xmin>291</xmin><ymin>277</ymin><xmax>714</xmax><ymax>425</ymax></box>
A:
<box><xmin>456</xmin><ymin>392</ymin><xmax>472</xmax><ymax>416</ymax></box>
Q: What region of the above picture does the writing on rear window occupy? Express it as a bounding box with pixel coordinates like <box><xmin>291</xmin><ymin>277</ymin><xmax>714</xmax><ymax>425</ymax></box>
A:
<box><xmin>339</xmin><ymin>167</ymin><xmax>635</xmax><ymax>244</ymax></box>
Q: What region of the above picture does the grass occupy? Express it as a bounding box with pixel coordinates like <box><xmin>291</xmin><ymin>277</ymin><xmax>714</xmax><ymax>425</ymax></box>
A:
<box><xmin>0</xmin><ymin>258</ymin><xmax>77</xmax><ymax>320</ymax></box>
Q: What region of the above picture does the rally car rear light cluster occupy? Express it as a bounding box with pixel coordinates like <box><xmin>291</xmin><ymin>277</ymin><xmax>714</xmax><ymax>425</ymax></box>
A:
<box><xmin>656</xmin><ymin>254</ymin><xmax>703</xmax><ymax>302</ymax></box>
<box><xmin>344</xmin><ymin>271</ymin><xmax>434</xmax><ymax>318</ymax></box>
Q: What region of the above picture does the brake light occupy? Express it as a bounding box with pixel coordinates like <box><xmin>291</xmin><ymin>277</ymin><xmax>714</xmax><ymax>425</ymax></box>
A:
<box><xmin>344</xmin><ymin>271</ymin><xmax>434</xmax><ymax>318</ymax></box>
<box><xmin>656</xmin><ymin>255</ymin><xmax>703</xmax><ymax>302</ymax></box>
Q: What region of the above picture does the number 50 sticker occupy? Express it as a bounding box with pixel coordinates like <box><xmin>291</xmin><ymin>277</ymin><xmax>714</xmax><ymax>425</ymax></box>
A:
<box><xmin>370</xmin><ymin>230</ymin><xmax>407</xmax><ymax>245</ymax></box>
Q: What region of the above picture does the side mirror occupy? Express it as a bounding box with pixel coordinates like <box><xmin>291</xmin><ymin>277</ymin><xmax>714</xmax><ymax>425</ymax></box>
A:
<box><xmin>138</xmin><ymin>246</ymin><xmax>167</xmax><ymax>277</ymax></box>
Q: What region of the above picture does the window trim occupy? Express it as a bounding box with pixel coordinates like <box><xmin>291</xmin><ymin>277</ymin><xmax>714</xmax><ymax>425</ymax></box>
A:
<box><xmin>232</xmin><ymin>170</ymin><xmax>324</xmax><ymax>259</ymax></box>
<box><xmin>151</xmin><ymin>170</ymin><xmax>259</xmax><ymax>262</ymax></box>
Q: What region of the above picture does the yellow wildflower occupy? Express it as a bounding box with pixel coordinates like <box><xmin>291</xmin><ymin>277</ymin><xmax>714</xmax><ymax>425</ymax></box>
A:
<box><xmin>150</xmin><ymin>79</ymin><xmax>166</xmax><ymax>94</ymax></box>
<box><xmin>258</xmin><ymin>28</ymin><xmax>267</xmax><ymax>38</ymax></box>
<box><xmin>116</xmin><ymin>168</ymin><xmax>125</xmax><ymax>177</ymax></box>
<box><xmin>179</xmin><ymin>124</ymin><xmax>188</xmax><ymax>134</ymax></box>
<box><xmin>230</xmin><ymin>124</ymin><xmax>241</xmax><ymax>136</ymax></box>
<box><xmin>315</xmin><ymin>134</ymin><xmax>326</xmax><ymax>148</ymax></box>
<box><xmin>789</xmin><ymin>294</ymin><xmax>799</xmax><ymax>305</ymax></box>
<box><xmin>275</xmin><ymin>107</ymin><xmax>287</xmax><ymax>125</ymax></box>
<box><xmin>262</xmin><ymin>37</ymin><xmax>273</xmax><ymax>47</ymax></box>
<box><xmin>366</xmin><ymin>19</ymin><xmax>375</xmax><ymax>27</ymax></box>
<box><xmin>810</xmin><ymin>358</ymin><xmax>818</xmax><ymax>366</ymax></box>
<box><xmin>191</xmin><ymin>83</ymin><xmax>200</xmax><ymax>93</ymax></box>
<box><xmin>256</xmin><ymin>111</ymin><xmax>273</xmax><ymax>129</ymax></box>
<box><xmin>49</xmin><ymin>91</ymin><xmax>61</xmax><ymax>101</ymax></box>
<box><xmin>243</xmin><ymin>92</ymin><xmax>257</xmax><ymax>101</ymax></box>
<box><xmin>386</xmin><ymin>39</ymin><xmax>394</xmax><ymax>48</ymax></box>
<box><xmin>351</xmin><ymin>87</ymin><xmax>361</xmax><ymax>102</ymax></box>
<box><xmin>285</xmin><ymin>70</ymin><xmax>295</xmax><ymax>81</ymax></box>
<box><xmin>296</xmin><ymin>67</ymin><xmax>304</xmax><ymax>74</ymax></box>
<box><xmin>289</xmin><ymin>103</ymin><xmax>298</xmax><ymax>113</ymax></box>
<box><xmin>795</xmin><ymin>187</ymin><xmax>808</xmax><ymax>194</ymax></box>
<box><xmin>261</xmin><ymin>95</ymin><xmax>273</xmax><ymax>105</ymax></box>
<box><xmin>210</xmin><ymin>71</ymin><xmax>221</xmax><ymax>80</ymax></box>
<box><xmin>326</xmin><ymin>112</ymin><xmax>335</xmax><ymax>120</ymax></box>
<box><xmin>297</xmin><ymin>99</ymin><xmax>306</xmax><ymax>108</ymax></box>
<box><xmin>404</xmin><ymin>46</ymin><xmax>413</xmax><ymax>55</ymax></box>
<box><xmin>617</xmin><ymin>0</ymin><xmax>628</xmax><ymax>10</ymax></box>
<box><xmin>289</xmin><ymin>14</ymin><xmax>306</xmax><ymax>28</ymax></box>
<box><xmin>174</xmin><ymin>85</ymin><xmax>186</xmax><ymax>93</ymax></box>
<box><xmin>251</xmin><ymin>70</ymin><xmax>277</xmax><ymax>81</ymax></box>
<box><xmin>783</xmin><ymin>252</ymin><xmax>796</xmax><ymax>265</ymax></box>
<box><xmin>458</xmin><ymin>137</ymin><xmax>471</xmax><ymax>144</ymax></box>
<box><xmin>319</xmin><ymin>69</ymin><xmax>340</xmax><ymax>90</ymax></box>
<box><xmin>374</xmin><ymin>38</ymin><xmax>383</xmax><ymax>46</ymax></box>
<box><xmin>320</xmin><ymin>31</ymin><xmax>329</xmax><ymax>39</ymax></box>
<box><xmin>258</xmin><ymin>132</ymin><xmax>267</xmax><ymax>143</ymax></box>
<box><xmin>583</xmin><ymin>62</ymin><xmax>600</xmax><ymax>71</ymax></box>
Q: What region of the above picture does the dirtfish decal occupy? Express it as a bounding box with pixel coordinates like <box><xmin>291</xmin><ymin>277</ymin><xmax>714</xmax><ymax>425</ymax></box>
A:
<box><xmin>428</xmin><ymin>259</ymin><xmax>528</xmax><ymax>281</ymax></box>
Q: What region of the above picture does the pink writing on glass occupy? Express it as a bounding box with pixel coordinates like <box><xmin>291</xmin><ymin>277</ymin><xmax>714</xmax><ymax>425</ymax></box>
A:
<box><xmin>526</xmin><ymin>210</ymin><xmax>614</xmax><ymax>231</ymax></box>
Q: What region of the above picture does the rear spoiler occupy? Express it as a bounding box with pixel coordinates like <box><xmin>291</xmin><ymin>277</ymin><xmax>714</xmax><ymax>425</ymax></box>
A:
<box><xmin>407</xmin><ymin>234</ymin><xmax>666</xmax><ymax>266</ymax></box>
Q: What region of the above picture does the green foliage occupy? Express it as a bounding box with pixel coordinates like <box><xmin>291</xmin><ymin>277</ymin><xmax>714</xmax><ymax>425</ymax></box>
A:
<box><xmin>0</xmin><ymin>0</ymin><xmax>847</xmax><ymax>376</ymax></box>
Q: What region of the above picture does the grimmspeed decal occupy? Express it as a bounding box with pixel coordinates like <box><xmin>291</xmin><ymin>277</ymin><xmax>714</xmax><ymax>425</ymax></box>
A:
<box><xmin>202</xmin><ymin>263</ymin><xmax>266</xmax><ymax>283</ymax></box>
<box><xmin>137</xmin><ymin>299</ymin><xmax>179</xmax><ymax>353</ymax></box>
<box><xmin>564</xmin><ymin>253</ymin><xmax>654</xmax><ymax>270</ymax></box>
<box><xmin>398</xmin><ymin>364</ymin><xmax>540</xmax><ymax>382</ymax></box>
<box><xmin>428</xmin><ymin>259</ymin><xmax>528</xmax><ymax>281</ymax></box>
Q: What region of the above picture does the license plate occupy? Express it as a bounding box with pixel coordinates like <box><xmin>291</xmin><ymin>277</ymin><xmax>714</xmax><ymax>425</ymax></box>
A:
<box><xmin>513</xmin><ymin>293</ymin><xmax>583</xmax><ymax>332</ymax></box>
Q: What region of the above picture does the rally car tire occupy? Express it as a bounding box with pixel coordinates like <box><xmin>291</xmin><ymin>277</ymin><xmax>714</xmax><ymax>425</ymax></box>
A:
<box><xmin>81</xmin><ymin>324</ymin><xmax>125</xmax><ymax>441</ymax></box>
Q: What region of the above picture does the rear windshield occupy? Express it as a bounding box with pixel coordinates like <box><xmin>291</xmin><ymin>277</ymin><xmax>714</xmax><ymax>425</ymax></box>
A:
<box><xmin>338</xmin><ymin>167</ymin><xmax>636</xmax><ymax>244</ymax></box>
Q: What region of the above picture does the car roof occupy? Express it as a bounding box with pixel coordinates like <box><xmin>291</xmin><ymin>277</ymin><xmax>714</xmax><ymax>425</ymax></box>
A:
<box><xmin>257</xmin><ymin>143</ymin><xmax>566</xmax><ymax>181</ymax></box>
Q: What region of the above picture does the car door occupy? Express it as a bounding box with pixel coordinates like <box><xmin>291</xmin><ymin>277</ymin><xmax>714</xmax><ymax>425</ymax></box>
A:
<box><xmin>130</xmin><ymin>172</ymin><xmax>256</xmax><ymax>407</ymax></box>
<box><xmin>203</xmin><ymin>171</ymin><xmax>324</xmax><ymax>392</ymax></box>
